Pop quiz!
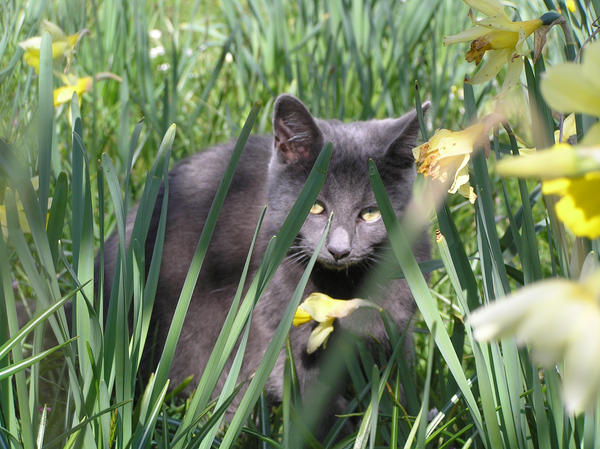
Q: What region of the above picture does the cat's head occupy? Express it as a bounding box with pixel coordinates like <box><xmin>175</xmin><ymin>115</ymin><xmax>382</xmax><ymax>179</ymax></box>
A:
<box><xmin>268</xmin><ymin>94</ymin><xmax>427</xmax><ymax>270</ymax></box>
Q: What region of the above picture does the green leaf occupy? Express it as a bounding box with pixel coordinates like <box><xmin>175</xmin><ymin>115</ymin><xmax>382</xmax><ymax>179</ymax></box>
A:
<box><xmin>37</xmin><ymin>32</ymin><xmax>53</xmax><ymax>220</ymax></box>
<box><xmin>0</xmin><ymin>283</ymin><xmax>84</xmax><ymax>362</ymax></box>
<box><xmin>0</xmin><ymin>337</ymin><xmax>77</xmax><ymax>380</ymax></box>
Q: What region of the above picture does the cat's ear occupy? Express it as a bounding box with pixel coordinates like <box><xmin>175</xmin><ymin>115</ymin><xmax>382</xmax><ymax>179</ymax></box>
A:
<box><xmin>273</xmin><ymin>94</ymin><xmax>324</xmax><ymax>164</ymax></box>
<box><xmin>383</xmin><ymin>101</ymin><xmax>431</xmax><ymax>168</ymax></box>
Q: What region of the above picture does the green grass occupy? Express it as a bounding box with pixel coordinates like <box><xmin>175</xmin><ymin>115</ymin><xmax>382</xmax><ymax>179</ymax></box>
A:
<box><xmin>1</xmin><ymin>0</ymin><xmax>600</xmax><ymax>447</ymax></box>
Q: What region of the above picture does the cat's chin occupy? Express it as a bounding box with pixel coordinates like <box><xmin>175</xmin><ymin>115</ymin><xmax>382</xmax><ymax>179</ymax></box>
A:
<box><xmin>317</xmin><ymin>258</ymin><xmax>357</xmax><ymax>271</ymax></box>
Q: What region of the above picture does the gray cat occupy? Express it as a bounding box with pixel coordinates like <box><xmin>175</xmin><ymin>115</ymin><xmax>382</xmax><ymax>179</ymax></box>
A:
<box><xmin>101</xmin><ymin>94</ymin><xmax>429</xmax><ymax>420</ymax></box>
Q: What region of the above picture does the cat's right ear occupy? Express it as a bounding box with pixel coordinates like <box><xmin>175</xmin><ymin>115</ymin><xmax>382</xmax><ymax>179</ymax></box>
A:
<box><xmin>273</xmin><ymin>94</ymin><xmax>324</xmax><ymax>164</ymax></box>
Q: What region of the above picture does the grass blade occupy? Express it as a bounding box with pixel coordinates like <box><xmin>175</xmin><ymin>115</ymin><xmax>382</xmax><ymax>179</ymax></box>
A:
<box><xmin>369</xmin><ymin>159</ymin><xmax>485</xmax><ymax>439</ymax></box>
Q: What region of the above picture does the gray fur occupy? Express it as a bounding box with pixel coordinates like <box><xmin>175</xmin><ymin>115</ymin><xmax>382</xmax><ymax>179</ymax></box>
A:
<box><xmin>101</xmin><ymin>94</ymin><xmax>430</xmax><ymax>415</ymax></box>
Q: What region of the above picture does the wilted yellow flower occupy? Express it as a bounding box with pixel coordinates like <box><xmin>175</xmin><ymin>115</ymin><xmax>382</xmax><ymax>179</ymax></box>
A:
<box><xmin>18</xmin><ymin>21</ymin><xmax>83</xmax><ymax>73</ymax></box>
<box><xmin>444</xmin><ymin>0</ymin><xmax>560</xmax><ymax>87</ymax></box>
<box><xmin>53</xmin><ymin>76</ymin><xmax>93</xmax><ymax>107</ymax></box>
<box><xmin>293</xmin><ymin>293</ymin><xmax>380</xmax><ymax>354</ymax></box>
<box><xmin>412</xmin><ymin>115</ymin><xmax>499</xmax><ymax>203</ymax></box>
<box><xmin>469</xmin><ymin>269</ymin><xmax>600</xmax><ymax>413</ymax></box>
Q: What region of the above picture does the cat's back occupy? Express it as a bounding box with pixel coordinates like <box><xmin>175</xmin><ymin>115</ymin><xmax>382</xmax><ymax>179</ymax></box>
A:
<box><xmin>101</xmin><ymin>135</ymin><xmax>273</xmax><ymax>301</ymax></box>
<box><xmin>154</xmin><ymin>134</ymin><xmax>272</xmax><ymax>287</ymax></box>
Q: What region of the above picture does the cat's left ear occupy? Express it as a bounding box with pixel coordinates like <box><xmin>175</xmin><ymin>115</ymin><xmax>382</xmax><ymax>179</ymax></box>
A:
<box><xmin>273</xmin><ymin>94</ymin><xmax>324</xmax><ymax>164</ymax></box>
<box><xmin>383</xmin><ymin>101</ymin><xmax>431</xmax><ymax>168</ymax></box>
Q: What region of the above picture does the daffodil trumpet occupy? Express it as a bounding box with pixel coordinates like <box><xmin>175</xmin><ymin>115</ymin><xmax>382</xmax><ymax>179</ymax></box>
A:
<box><xmin>293</xmin><ymin>293</ymin><xmax>381</xmax><ymax>354</ymax></box>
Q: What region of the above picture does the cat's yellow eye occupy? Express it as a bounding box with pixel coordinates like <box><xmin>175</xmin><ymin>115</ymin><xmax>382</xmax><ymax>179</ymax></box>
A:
<box><xmin>310</xmin><ymin>201</ymin><xmax>325</xmax><ymax>215</ymax></box>
<box><xmin>360</xmin><ymin>207</ymin><xmax>381</xmax><ymax>222</ymax></box>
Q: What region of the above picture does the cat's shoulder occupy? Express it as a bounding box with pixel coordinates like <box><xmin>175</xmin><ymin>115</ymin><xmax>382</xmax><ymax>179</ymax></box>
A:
<box><xmin>167</xmin><ymin>135</ymin><xmax>273</xmax><ymax>188</ymax></box>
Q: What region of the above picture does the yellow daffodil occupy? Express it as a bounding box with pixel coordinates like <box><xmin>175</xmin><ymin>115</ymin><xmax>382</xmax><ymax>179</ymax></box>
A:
<box><xmin>293</xmin><ymin>293</ymin><xmax>380</xmax><ymax>354</ymax></box>
<box><xmin>53</xmin><ymin>76</ymin><xmax>93</xmax><ymax>107</ymax></box>
<box><xmin>444</xmin><ymin>0</ymin><xmax>560</xmax><ymax>87</ymax></box>
<box><xmin>412</xmin><ymin>114</ymin><xmax>499</xmax><ymax>203</ymax></box>
<box><xmin>469</xmin><ymin>268</ymin><xmax>600</xmax><ymax>414</ymax></box>
<box><xmin>18</xmin><ymin>21</ymin><xmax>84</xmax><ymax>73</ymax></box>
<box><xmin>497</xmin><ymin>144</ymin><xmax>600</xmax><ymax>238</ymax></box>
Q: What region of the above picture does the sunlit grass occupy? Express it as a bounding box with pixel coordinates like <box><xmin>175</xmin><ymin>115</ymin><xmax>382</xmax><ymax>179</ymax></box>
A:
<box><xmin>1</xmin><ymin>0</ymin><xmax>599</xmax><ymax>447</ymax></box>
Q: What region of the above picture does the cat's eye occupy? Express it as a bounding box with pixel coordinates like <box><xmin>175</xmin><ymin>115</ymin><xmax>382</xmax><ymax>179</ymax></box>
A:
<box><xmin>310</xmin><ymin>201</ymin><xmax>325</xmax><ymax>215</ymax></box>
<box><xmin>360</xmin><ymin>207</ymin><xmax>381</xmax><ymax>222</ymax></box>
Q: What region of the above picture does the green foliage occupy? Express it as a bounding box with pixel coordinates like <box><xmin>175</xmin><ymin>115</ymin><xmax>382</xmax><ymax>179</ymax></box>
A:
<box><xmin>1</xmin><ymin>0</ymin><xmax>599</xmax><ymax>447</ymax></box>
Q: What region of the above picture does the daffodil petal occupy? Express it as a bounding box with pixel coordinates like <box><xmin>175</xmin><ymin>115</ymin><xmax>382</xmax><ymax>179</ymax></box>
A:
<box><xmin>470</xmin><ymin>15</ymin><xmax>518</xmax><ymax>31</ymax></box>
<box><xmin>443</xmin><ymin>27</ymin><xmax>488</xmax><ymax>46</ymax></box>
<box><xmin>582</xmin><ymin>122</ymin><xmax>600</xmax><ymax>146</ymax></box>
<box><xmin>555</xmin><ymin>113</ymin><xmax>577</xmax><ymax>143</ymax></box>
<box><xmin>23</xmin><ymin>51</ymin><xmax>41</xmax><ymax>72</ymax></box>
<box><xmin>469</xmin><ymin>283</ymin><xmax>550</xmax><ymax>341</ymax></box>
<box><xmin>562</xmin><ymin>309</ymin><xmax>600</xmax><ymax>413</ymax></box>
<box><xmin>469</xmin><ymin>276</ymin><xmax>594</xmax><ymax>342</ymax></box>
<box><xmin>53</xmin><ymin>77</ymin><xmax>93</xmax><ymax>107</ymax></box>
<box><xmin>541</xmin><ymin>42</ymin><xmax>600</xmax><ymax>117</ymax></box>
<box><xmin>469</xmin><ymin>48</ymin><xmax>511</xmax><ymax>84</ymax></box>
<box><xmin>541</xmin><ymin>64</ymin><xmax>600</xmax><ymax>116</ymax></box>
<box><xmin>513</xmin><ymin>26</ymin><xmax>528</xmax><ymax>57</ymax></box>
<box><xmin>496</xmin><ymin>145</ymin><xmax>600</xmax><ymax>179</ymax></box>
<box><xmin>41</xmin><ymin>20</ymin><xmax>67</xmax><ymax>39</ymax></box>
<box><xmin>18</xmin><ymin>36</ymin><xmax>43</xmax><ymax>51</ymax></box>
<box><xmin>306</xmin><ymin>320</ymin><xmax>335</xmax><ymax>354</ymax></box>
<box><xmin>471</xmin><ymin>269</ymin><xmax>600</xmax><ymax>415</ymax></box>
<box><xmin>502</xmin><ymin>55</ymin><xmax>523</xmax><ymax>90</ymax></box>
<box><xmin>447</xmin><ymin>156</ymin><xmax>471</xmax><ymax>195</ymax></box>
<box><xmin>464</xmin><ymin>0</ymin><xmax>509</xmax><ymax>19</ymax></box>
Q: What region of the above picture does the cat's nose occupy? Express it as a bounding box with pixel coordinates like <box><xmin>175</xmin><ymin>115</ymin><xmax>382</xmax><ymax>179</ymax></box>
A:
<box><xmin>327</xmin><ymin>227</ymin><xmax>351</xmax><ymax>260</ymax></box>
